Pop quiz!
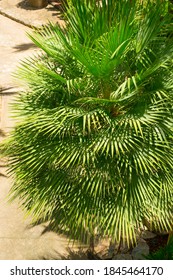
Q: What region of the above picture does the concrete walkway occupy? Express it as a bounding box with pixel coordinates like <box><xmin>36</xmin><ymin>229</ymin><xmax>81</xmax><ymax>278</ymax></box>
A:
<box><xmin>0</xmin><ymin>15</ymin><xmax>86</xmax><ymax>260</ymax></box>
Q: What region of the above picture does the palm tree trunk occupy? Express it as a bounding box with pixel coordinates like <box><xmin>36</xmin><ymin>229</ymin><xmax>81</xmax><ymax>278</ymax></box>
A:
<box><xmin>28</xmin><ymin>0</ymin><xmax>48</xmax><ymax>8</ymax></box>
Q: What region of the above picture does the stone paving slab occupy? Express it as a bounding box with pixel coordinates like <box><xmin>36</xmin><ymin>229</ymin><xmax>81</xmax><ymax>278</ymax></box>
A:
<box><xmin>0</xmin><ymin>0</ymin><xmax>63</xmax><ymax>27</ymax></box>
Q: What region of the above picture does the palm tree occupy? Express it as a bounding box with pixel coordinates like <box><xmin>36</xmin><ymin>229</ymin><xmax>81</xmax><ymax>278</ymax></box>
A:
<box><xmin>2</xmin><ymin>0</ymin><xmax>173</xmax><ymax>247</ymax></box>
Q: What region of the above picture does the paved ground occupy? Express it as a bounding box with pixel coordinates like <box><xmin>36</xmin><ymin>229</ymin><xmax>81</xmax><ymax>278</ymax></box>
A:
<box><xmin>0</xmin><ymin>14</ymin><xmax>86</xmax><ymax>260</ymax></box>
<box><xmin>0</xmin><ymin>0</ymin><xmax>63</xmax><ymax>27</ymax></box>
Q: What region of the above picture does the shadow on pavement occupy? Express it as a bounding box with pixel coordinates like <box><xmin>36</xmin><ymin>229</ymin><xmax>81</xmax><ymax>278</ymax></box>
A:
<box><xmin>40</xmin><ymin>247</ymin><xmax>103</xmax><ymax>260</ymax></box>
<box><xmin>0</xmin><ymin>129</ymin><xmax>6</xmax><ymax>137</ymax></box>
<box><xmin>39</xmin><ymin>248</ymin><xmax>89</xmax><ymax>260</ymax></box>
<box><xmin>0</xmin><ymin>173</ymin><xmax>7</xmax><ymax>178</ymax></box>
<box><xmin>46</xmin><ymin>6</ymin><xmax>60</xmax><ymax>17</ymax></box>
<box><xmin>13</xmin><ymin>43</ymin><xmax>36</xmax><ymax>52</ymax></box>
<box><xmin>0</xmin><ymin>87</ymin><xmax>18</xmax><ymax>96</ymax></box>
<box><xmin>17</xmin><ymin>0</ymin><xmax>40</xmax><ymax>10</ymax></box>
